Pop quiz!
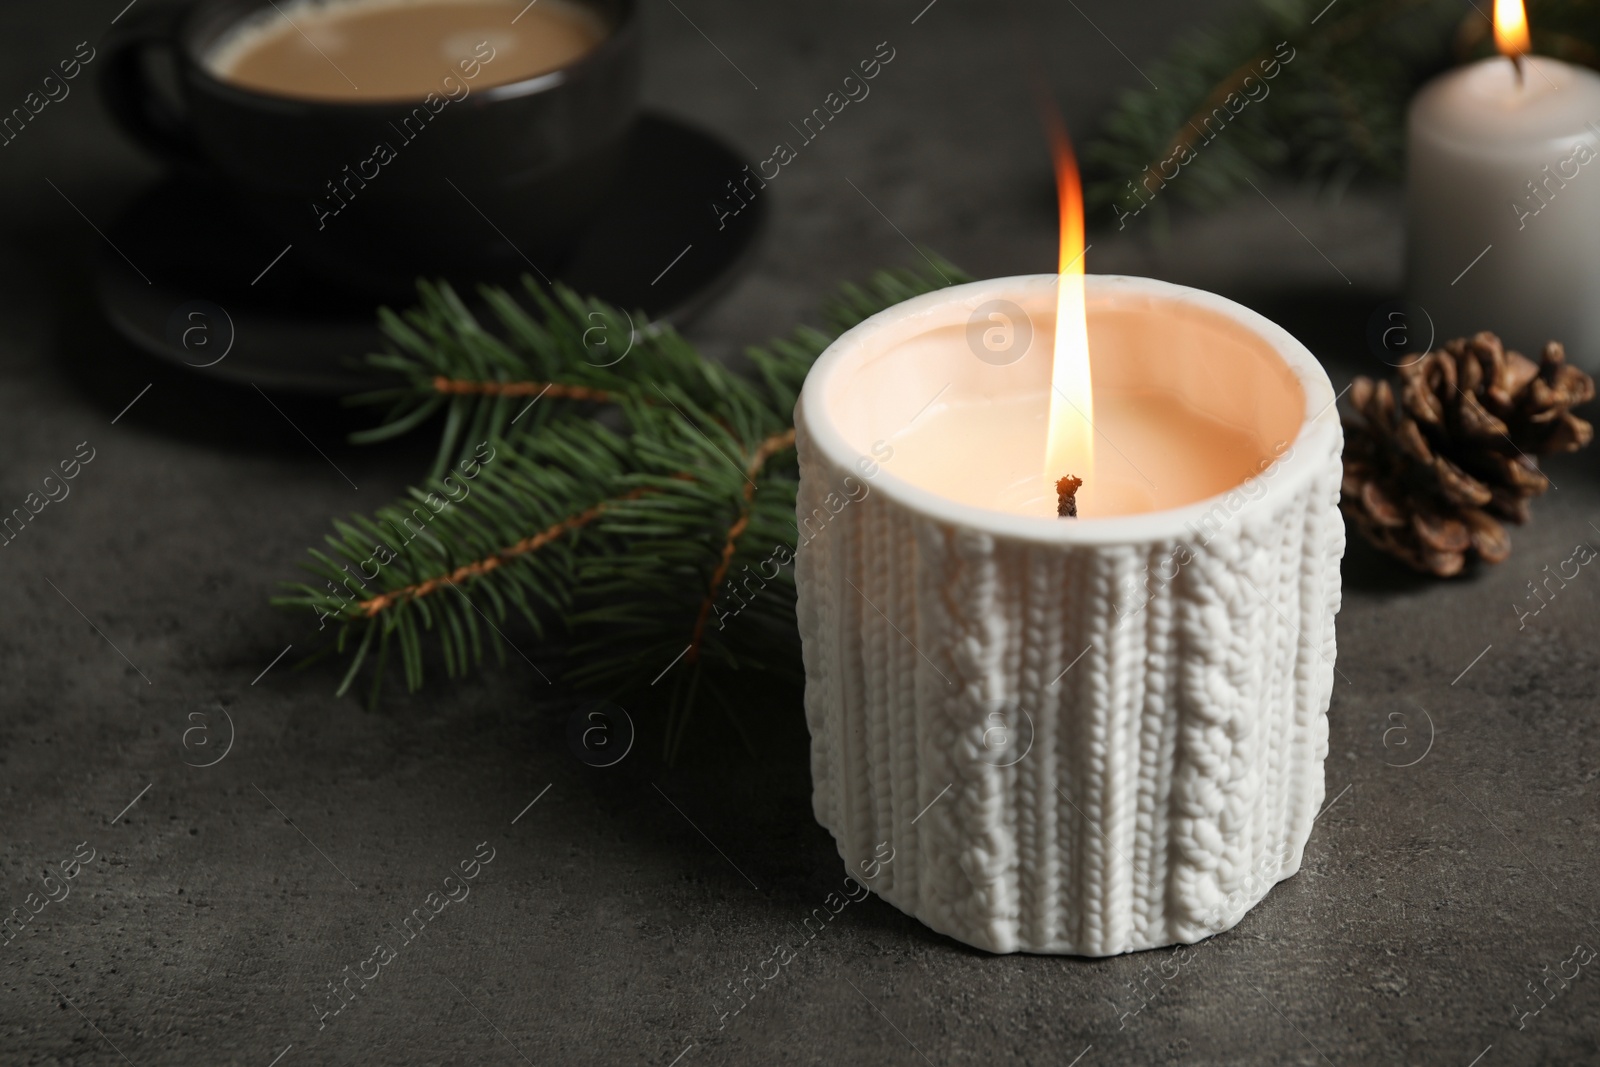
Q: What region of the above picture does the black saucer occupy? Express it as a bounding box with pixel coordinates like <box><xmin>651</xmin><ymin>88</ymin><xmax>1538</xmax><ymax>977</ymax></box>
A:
<box><xmin>94</xmin><ymin>112</ymin><xmax>765</xmax><ymax>394</ymax></box>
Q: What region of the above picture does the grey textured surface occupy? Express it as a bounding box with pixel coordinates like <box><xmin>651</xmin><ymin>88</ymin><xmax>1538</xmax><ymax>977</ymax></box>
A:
<box><xmin>2</xmin><ymin>1</ymin><xmax>1598</xmax><ymax>1065</ymax></box>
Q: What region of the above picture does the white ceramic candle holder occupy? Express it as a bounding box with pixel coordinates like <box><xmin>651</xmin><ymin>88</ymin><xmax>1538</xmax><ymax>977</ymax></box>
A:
<box><xmin>793</xmin><ymin>274</ymin><xmax>1344</xmax><ymax>956</ymax></box>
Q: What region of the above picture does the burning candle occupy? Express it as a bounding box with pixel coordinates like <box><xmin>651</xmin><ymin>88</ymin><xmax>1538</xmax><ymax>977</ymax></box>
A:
<box><xmin>1406</xmin><ymin>0</ymin><xmax>1600</xmax><ymax>371</ymax></box>
<box><xmin>1044</xmin><ymin>119</ymin><xmax>1095</xmax><ymax>512</ymax></box>
<box><xmin>792</xmin><ymin>133</ymin><xmax>1346</xmax><ymax>955</ymax></box>
<box><xmin>884</xmin><ymin>126</ymin><xmax>1298</xmax><ymax>521</ymax></box>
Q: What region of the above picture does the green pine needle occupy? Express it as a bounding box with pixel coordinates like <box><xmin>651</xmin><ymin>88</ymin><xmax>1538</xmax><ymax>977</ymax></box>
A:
<box><xmin>276</xmin><ymin>257</ymin><xmax>969</xmax><ymax>753</ymax></box>
<box><xmin>1083</xmin><ymin>0</ymin><xmax>1600</xmax><ymax>225</ymax></box>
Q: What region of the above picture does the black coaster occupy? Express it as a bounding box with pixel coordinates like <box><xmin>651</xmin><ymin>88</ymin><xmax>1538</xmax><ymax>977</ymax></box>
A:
<box><xmin>94</xmin><ymin>112</ymin><xmax>765</xmax><ymax>394</ymax></box>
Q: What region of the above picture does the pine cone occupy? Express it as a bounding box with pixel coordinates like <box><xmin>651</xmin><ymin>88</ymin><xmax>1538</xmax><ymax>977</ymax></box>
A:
<box><xmin>1341</xmin><ymin>332</ymin><xmax>1594</xmax><ymax>577</ymax></box>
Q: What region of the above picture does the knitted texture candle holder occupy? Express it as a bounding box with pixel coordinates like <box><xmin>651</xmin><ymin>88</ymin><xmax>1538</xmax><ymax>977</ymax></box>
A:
<box><xmin>793</xmin><ymin>275</ymin><xmax>1344</xmax><ymax>955</ymax></box>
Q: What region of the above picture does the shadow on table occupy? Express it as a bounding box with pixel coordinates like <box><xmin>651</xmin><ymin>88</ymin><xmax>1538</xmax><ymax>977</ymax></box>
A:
<box><xmin>20</xmin><ymin>204</ymin><xmax>423</xmax><ymax>464</ymax></box>
<box><xmin>53</xmin><ymin>287</ymin><xmax>413</xmax><ymax>460</ymax></box>
<box><xmin>1230</xmin><ymin>284</ymin><xmax>1388</xmax><ymax>389</ymax></box>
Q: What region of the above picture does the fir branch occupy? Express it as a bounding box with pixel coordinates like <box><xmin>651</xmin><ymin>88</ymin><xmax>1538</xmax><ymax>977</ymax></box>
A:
<box><xmin>350</xmin><ymin>278</ymin><xmax>759</xmax><ymax>476</ymax></box>
<box><xmin>280</xmin><ymin>257</ymin><xmax>969</xmax><ymax>750</ymax></box>
<box><xmin>272</xmin><ymin>421</ymin><xmax>640</xmax><ymax>696</ymax></box>
<box><xmin>355</xmin><ymin>484</ymin><xmax>658</xmax><ymax>619</ymax></box>
<box><xmin>1083</xmin><ymin>0</ymin><xmax>1600</xmax><ymax>222</ymax></box>
<box><xmin>686</xmin><ymin>426</ymin><xmax>797</xmax><ymax>665</ymax></box>
<box><xmin>429</xmin><ymin>377</ymin><xmax>617</xmax><ymax>403</ymax></box>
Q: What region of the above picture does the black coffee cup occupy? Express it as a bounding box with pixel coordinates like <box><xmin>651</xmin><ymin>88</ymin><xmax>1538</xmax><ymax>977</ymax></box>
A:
<box><xmin>101</xmin><ymin>0</ymin><xmax>640</xmax><ymax>297</ymax></box>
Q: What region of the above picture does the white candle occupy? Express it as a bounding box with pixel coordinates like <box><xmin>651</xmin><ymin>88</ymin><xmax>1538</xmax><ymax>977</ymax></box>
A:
<box><xmin>887</xmin><ymin>391</ymin><xmax>1265</xmax><ymax>518</ymax></box>
<box><xmin>1406</xmin><ymin>16</ymin><xmax>1600</xmax><ymax>371</ymax></box>
<box><xmin>831</xmin><ymin>275</ymin><xmax>1308</xmax><ymax>520</ymax></box>
<box><xmin>885</xmin><ymin>361</ymin><xmax>1292</xmax><ymax>520</ymax></box>
<box><xmin>794</xmin><ymin>274</ymin><xmax>1344</xmax><ymax>955</ymax></box>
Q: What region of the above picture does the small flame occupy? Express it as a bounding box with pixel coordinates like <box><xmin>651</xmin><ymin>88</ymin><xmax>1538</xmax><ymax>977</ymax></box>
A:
<box><xmin>1494</xmin><ymin>0</ymin><xmax>1530</xmax><ymax>58</ymax></box>
<box><xmin>1044</xmin><ymin>119</ymin><xmax>1095</xmax><ymax>509</ymax></box>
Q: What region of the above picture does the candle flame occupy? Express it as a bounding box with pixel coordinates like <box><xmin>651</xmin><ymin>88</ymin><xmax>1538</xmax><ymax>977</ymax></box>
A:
<box><xmin>1044</xmin><ymin>119</ymin><xmax>1095</xmax><ymax>508</ymax></box>
<box><xmin>1494</xmin><ymin>0</ymin><xmax>1530</xmax><ymax>57</ymax></box>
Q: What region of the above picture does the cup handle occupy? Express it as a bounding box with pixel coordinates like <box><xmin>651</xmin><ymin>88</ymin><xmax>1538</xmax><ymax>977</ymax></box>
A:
<box><xmin>99</xmin><ymin>1</ymin><xmax>200</xmax><ymax>163</ymax></box>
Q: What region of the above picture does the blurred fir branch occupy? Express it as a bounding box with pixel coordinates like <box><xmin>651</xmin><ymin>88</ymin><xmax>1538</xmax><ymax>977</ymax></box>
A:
<box><xmin>1083</xmin><ymin>0</ymin><xmax>1600</xmax><ymax>225</ymax></box>
<box><xmin>274</xmin><ymin>259</ymin><xmax>967</xmax><ymax>759</ymax></box>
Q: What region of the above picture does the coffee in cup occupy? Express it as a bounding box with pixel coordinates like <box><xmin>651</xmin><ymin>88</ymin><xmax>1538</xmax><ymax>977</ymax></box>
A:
<box><xmin>207</xmin><ymin>0</ymin><xmax>608</xmax><ymax>103</ymax></box>
<box><xmin>101</xmin><ymin>0</ymin><xmax>640</xmax><ymax>297</ymax></box>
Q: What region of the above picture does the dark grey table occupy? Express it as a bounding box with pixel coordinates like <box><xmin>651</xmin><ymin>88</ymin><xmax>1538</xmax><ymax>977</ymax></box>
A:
<box><xmin>2</xmin><ymin>2</ymin><xmax>1597</xmax><ymax>1065</ymax></box>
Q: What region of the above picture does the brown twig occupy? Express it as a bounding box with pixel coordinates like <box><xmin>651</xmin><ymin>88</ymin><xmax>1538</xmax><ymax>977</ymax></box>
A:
<box><xmin>1326</xmin><ymin>71</ymin><xmax>1378</xmax><ymax>162</ymax></box>
<box><xmin>355</xmin><ymin>426</ymin><xmax>796</xmax><ymax>622</ymax></box>
<box><xmin>354</xmin><ymin>422</ymin><xmax>796</xmax><ymax>663</ymax></box>
<box><xmin>1147</xmin><ymin>53</ymin><xmax>1266</xmax><ymax>180</ymax></box>
<box><xmin>685</xmin><ymin>428</ymin><xmax>798</xmax><ymax>663</ymax></box>
<box><xmin>1142</xmin><ymin>0</ymin><xmax>1434</xmax><ymax>191</ymax></box>
<box><xmin>358</xmin><ymin>486</ymin><xmax>654</xmax><ymax>616</ymax></box>
<box><xmin>431</xmin><ymin>375</ymin><xmax>614</xmax><ymax>403</ymax></box>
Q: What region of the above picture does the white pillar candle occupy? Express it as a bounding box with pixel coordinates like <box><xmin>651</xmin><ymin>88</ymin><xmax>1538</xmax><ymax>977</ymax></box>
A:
<box><xmin>1406</xmin><ymin>53</ymin><xmax>1600</xmax><ymax>372</ymax></box>
<box><xmin>793</xmin><ymin>274</ymin><xmax>1344</xmax><ymax>955</ymax></box>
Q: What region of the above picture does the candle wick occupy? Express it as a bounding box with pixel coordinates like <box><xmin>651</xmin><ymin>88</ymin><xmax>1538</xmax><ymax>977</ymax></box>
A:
<box><xmin>1513</xmin><ymin>53</ymin><xmax>1526</xmax><ymax>88</ymax></box>
<box><xmin>1056</xmin><ymin>475</ymin><xmax>1083</xmax><ymax>519</ymax></box>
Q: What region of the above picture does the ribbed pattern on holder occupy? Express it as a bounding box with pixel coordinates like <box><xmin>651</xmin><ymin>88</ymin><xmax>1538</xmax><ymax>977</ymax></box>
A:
<box><xmin>793</xmin><ymin>413</ymin><xmax>1344</xmax><ymax>956</ymax></box>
